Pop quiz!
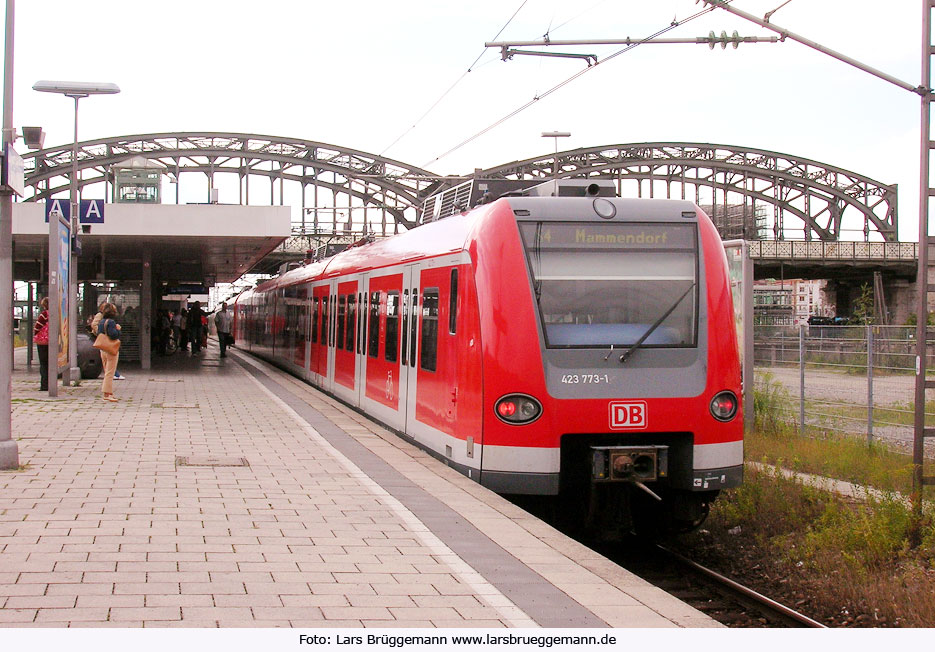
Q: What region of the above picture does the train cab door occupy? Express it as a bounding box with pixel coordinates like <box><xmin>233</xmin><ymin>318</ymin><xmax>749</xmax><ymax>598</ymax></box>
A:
<box><xmin>406</xmin><ymin>261</ymin><xmax>470</xmax><ymax>471</ymax></box>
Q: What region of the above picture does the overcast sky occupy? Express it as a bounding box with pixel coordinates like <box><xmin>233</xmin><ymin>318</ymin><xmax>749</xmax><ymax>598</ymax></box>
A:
<box><xmin>7</xmin><ymin>0</ymin><xmax>923</xmax><ymax>239</ymax></box>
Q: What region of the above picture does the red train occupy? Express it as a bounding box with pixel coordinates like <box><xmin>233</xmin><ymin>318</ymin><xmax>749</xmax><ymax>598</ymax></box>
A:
<box><xmin>233</xmin><ymin>179</ymin><xmax>742</xmax><ymax>535</ymax></box>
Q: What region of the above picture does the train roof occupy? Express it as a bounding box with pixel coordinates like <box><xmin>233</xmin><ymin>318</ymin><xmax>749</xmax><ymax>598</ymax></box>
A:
<box><xmin>243</xmin><ymin>194</ymin><xmax>707</xmax><ymax>298</ymax></box>
<box><xmin>247</xmin><ymin>201</ymin><xmax>498</xmax><ymax>295</ymax></box>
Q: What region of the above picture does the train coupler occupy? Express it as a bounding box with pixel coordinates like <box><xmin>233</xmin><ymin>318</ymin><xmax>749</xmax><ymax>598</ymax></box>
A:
<box><xmin>590</xmin><ymin>445</ymin><xmax>668</xmax><ymax>484</ymax></box>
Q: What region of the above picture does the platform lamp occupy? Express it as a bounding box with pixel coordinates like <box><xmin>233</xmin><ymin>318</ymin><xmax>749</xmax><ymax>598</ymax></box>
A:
<box><xmin>32</xmin><ymin>80</ymin><xmax>119</xmax><ymax>385</ymax></box>
<box><xmin>541</xmin><ymin>131</ymin><xmax>570</xmax><ymax>184</ymax></box>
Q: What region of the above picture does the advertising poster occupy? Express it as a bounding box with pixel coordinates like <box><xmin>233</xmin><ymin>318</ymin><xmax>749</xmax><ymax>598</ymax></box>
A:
<box><xmin>57</xmin><ymin>217</ymin><xmax>70</xmax><ymax>370</ymax></box>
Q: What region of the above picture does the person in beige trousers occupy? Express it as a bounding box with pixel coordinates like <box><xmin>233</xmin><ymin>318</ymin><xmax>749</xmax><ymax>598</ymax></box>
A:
<box><xmin>97</xmin><ymin>303</ymin><xmax>121</xmax><ymax>402</ymax></box>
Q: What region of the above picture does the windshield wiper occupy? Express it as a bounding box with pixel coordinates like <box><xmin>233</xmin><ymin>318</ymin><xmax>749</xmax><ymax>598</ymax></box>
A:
<box><xmin>619</xmin><ymin>283</ymin><xmax>695</xmax><ymax>364</ymax></box>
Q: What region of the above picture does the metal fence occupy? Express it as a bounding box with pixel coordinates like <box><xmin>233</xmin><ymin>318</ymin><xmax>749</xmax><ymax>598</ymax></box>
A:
<box><xmin>753</xmin><ymin>325</ymin><xmax>928</xmax><ymax>450</ymax></box>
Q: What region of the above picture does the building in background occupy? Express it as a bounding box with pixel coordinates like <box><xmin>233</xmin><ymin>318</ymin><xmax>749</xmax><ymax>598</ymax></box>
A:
<box><xmin>754</xmin><ymin>279</ymin><xmax>832</xmax><ymax>326</ymax></box>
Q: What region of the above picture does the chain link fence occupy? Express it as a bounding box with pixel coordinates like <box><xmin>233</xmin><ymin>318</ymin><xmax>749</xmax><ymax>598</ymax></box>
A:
<box><xmin>753</xmin><ymin>325</ymin><xmax>932</xmax><ymax>453</ymax></box>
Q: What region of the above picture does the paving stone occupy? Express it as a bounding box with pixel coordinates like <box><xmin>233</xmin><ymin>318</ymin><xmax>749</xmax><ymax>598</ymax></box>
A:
<box><xmin>2</xmin><ymin>345</ymin><xmax>711</xmax><ymax>629</ymax></box>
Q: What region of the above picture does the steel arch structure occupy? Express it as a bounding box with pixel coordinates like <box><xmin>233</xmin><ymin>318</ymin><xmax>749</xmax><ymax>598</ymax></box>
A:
<box><xmin>477</xmin><ymin>143</ymin><xmax>898</xmax><ymax>242</ymax></box>
<box><xmin>22</xmin><ymin>132</ymin><xmax>443</xmax><ymax>234</ymax></box>
<box><xmin>22</xmin><ymin>136</ymin><xmax>897</xmax><ymax>242</ymax></box>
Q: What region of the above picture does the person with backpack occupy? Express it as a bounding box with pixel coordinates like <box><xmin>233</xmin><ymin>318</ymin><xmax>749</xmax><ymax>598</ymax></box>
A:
<box><xmin>91</xmin><ymin>301</ymin><xmax>127</xmax><ymax>380</ymax></box>
<box><xmin>96</xmin><ymin>303</ymin><xmax>122</xmax><ymax>402</ymax></box>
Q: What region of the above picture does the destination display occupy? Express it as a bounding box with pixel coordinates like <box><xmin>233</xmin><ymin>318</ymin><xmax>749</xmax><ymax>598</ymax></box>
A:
<box><xmin>520</xmin><ymin>222</ymin><xmax>696</xmax><ymax>250</ymax></box>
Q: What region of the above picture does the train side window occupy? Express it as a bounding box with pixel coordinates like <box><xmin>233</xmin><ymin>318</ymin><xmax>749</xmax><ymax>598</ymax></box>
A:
<box><xmin>368</xmin><ymin>291</ymin><xmax>380</xmax><ymax>358</ymax></box>
<box><xmin>311</xmin><ymin>298</ymin><xmax>319</xmax><ymax>344</ymax></box>
<box><xmin>385</xmin><ymin>291</ymin><xmax>399</xmax><ymax>363</ymax></box>
<box><xmin>420</xmin><ymin>288</ymin><xmax>439</xmax><ymax>372</ymax></box>
<box><xmin>449</xmin><ymin>268</ymin><xmax>458</xmax><ymax>334</ymax></box>
<box><xmin>401</xmin><ymin>290</ymin><xmax>409</xmax><ymax>363</ymax></box>
<box><xmin>346</xmin><ymin>294</ymin><xmax>357</xmax><ymax>352</ymax></box>
<box><xmin>358</xmin><ymin>292</ymin><xmax>366</xmax><ymax>355</ymax></box>
<box><xmin>410</xmin><ymin>289</ymin><xmax>418</xmax><ymax>368</ymax></box>
<box><xmin>336</xmin><ymin>295</ymin><xmax>346</xmax><ymax>351</ymax></box>
<box><xmin>331</xmin><ymin>294</ymin><xmax>337</xmax><ymax>347</ymax></box>
<box><xmin>322</xmin><ymin>296</ymin><xmax>329</xmax><ymax>346</ymax></box>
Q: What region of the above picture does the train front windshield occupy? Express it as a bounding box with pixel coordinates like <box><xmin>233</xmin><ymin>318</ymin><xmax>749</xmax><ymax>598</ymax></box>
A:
<box><xmin>520</xmin><ymin>221</ymin><xmax>698</xmax><ymax>349</ymax></box>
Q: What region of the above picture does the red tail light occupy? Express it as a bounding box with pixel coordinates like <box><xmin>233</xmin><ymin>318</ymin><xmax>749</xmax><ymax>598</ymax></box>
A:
<box><xmin>710</xmin><ymin>391</ymin><xmax>738</xmax><ymax>422</ymax></box>
<box><xmin>497</xmin><ymin>401</ymin><xmax>517</xmax><ymax>417</ymax></box>
<box><xmin>494</xmin><ymin>394</ymin><xmax>542</xmax><ymax>425</ymax></box>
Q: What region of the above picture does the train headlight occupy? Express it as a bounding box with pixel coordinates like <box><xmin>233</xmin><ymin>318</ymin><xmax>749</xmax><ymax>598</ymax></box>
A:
<box><xmin>494</xmin><ymin>394</ymin><xmax>542</xmax><ymax>425</ymax></box>
<box><xmin>709</xmin><ymin>391</ymin><xmax>738</xmax><ymax>422</ymax></box>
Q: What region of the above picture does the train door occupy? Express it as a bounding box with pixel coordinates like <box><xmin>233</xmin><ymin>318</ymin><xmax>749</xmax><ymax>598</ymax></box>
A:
<box><xmin>356</xmin><ymin>273</ymin><xmax>370</xmax><ymax>407</ymax></box>
<box><xmin>325</xmin><ymin>278</ymin><xmax>338</xmax><ymax>395</ymax></box>
<box><xmin>332</xmin><ymin>278</ymin><xmax>359</xmax><ymax>405</ymax></box>
<box><xmin>311</xmin><ymin>284</ymin><xmax>329</xmax><ymax>383</ymax></box>
<box><xmin>302</xmin><ymin>284</ymin><xmax>312</xmax><ymax>377</ymax></box>
<box><xmin>401</xmin><ymin>265</ymin><xmax>418</xmax><ymax>434</ymax></box>
<box><xmin>362</xmin><ymin>271</ymin><xmax>405</xmax><ymax>430</ymax></box>
<box><xmin>284</xmin><ymin>284</ymin><xmax>308</xmax><ymax>370</ymax></box>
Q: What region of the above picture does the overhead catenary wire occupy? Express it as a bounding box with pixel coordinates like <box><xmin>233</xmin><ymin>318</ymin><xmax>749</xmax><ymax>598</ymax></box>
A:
<box><xmin>379</xmin><ymin>0</ymin><xmax>531</xmax><ymax>157</ymax></box>
<box><xmin>422</xmin><ymin>1</ymin><xmax>729</xmax><ymax>169</ymax></box>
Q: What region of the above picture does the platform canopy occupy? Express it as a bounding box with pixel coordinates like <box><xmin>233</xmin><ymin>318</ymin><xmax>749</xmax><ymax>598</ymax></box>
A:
<box><xmin>11</xmin><ymin>202</ymin><xmax>290</xmax><ymax>285</ymax></box>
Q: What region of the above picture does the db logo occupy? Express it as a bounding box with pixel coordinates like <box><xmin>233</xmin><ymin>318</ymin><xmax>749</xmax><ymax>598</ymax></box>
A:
<box><xmin>609</xmin><ymin>401</ymin><xmax>648</xmax><ymax>430</ymax></box>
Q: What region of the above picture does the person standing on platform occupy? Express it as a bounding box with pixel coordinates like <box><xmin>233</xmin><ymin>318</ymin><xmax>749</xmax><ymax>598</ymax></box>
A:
<box><xmin>214</xmin><ymin>302</ymin><xmax>233</xmax><ymax>358</ymax></box>
<box><xmin>33</xmin><ymin>297</ymin><xmax>50</xmax><ymax>391</ymax></box>
<box><xmin>188</xmin><ymin>301</ymin><xmax>206</xmax><ymax>354</ymax></box>
<box><xmin>98</xmin><ymin>303</ymin><xmax>122</xmax><ymax>402</ymax></box>
<box><xmin>171</xmin><ymin>310</ymin><xmax>182</xmax><ymax>351</ymax></box>
<box><xmin>179</xmin><ymin>309</ymin><xmax>189</xmax><ymax>351</ymax></box>
<box><xmin>92</xmin><ymin>301</ymin><xmax>126</xmax><ymax>380</ymax></box>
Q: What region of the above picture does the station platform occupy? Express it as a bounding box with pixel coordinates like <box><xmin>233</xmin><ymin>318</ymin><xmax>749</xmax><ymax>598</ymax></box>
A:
<box><xmin>1</xmin><ymin>341</ymin><xmax>717</xmax><ymax>628</ymax></box>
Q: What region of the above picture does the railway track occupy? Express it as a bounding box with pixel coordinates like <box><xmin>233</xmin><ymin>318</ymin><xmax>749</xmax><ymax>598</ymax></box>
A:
<box><xmin>599</xmin><ymin>540</ymin><xmax>826</xmax><ymax>627</ymax></box>
<box><xmin>655</xmin><ymin>544</ymin><xmax>825</xmax><ymax>627</ymax></box>
<box><xmin>510</xmin><ymin>495</ymin><xmax>825</xmax><ymax>627</ymax></box>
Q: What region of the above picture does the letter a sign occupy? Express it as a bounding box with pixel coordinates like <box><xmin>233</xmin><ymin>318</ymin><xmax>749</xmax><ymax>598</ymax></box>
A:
<box><xmin>44</xmin><ymin>199</ymin><xmax>106</xmax><ymax>223</ymax></box>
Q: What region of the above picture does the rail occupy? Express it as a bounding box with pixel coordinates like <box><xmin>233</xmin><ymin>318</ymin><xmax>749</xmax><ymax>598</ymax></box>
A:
<box><xmin>656</xmin><ymin>545</ymin><xmax>826</xmax><ymax>628</ymax></box>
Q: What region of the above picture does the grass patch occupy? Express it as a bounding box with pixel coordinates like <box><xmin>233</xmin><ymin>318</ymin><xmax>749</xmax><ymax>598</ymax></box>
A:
<box><xmin>746</xmin><ymin>427</ymin><xmax>918</xmax><ymax>495</ymax></box>
<box><xmin>689</xmin><ymin>378</ymin><xmax>935</xmax><ymax>625</ymax></box>
<box><xmin>682</xmin><ymin>466</ymin><xmax>935</xmax><ymax>626</ymax></box>
<box><xmin>751</xmin><ymin>374</ymin><xmax>934</xmax><ymax>497</ymax></box>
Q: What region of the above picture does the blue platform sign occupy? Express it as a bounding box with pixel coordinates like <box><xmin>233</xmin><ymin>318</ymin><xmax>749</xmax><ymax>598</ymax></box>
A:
<box><xmin>44</xmin><ymin>198</ymin><xmax>105</xmax><ymax>223</ymax></box>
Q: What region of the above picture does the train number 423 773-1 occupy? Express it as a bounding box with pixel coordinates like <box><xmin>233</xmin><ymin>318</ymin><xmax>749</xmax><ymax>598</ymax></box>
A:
<box><xmin>561</xmin><ymin>374</ymin><xmax>611</xmax><ymax>384</ymax></box>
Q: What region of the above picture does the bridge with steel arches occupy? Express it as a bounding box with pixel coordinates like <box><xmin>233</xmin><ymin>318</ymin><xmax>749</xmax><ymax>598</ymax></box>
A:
<box><xmin>21</xmin><ymin>134</ymin><xmax>899</xmax><ymax>248</ymax></box>
<box><xmin>21</xmin><ymin>132</ymin><xmax>442</xmax><ymax>236</ymax></box>
<box><xmin>473</xmin><ymin>143</ymin><xmax>898</xmax><ymax>243</ymax></box>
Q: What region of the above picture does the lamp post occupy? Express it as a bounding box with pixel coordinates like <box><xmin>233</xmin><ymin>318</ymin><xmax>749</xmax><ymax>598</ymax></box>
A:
<box><xmin>33</xmin><ymin>80</ymin><xmax>119</xmax><ymax>385</ymax></box>
<box><xmin>0</xmin><ymin>0</ymin><xmax>18</xmax><ymax>468</ymax></box>
<box><xmin>541</xmin><ymin>131</ymin><xmax>571</xmax><ymax>183</ymax></box>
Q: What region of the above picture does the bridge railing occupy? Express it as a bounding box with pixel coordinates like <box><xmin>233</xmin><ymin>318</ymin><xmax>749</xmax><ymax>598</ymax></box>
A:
<box><xmin>749</xmin><ymin>240</ymin><xmax>917</xmax><ymax>261</ymax></box>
